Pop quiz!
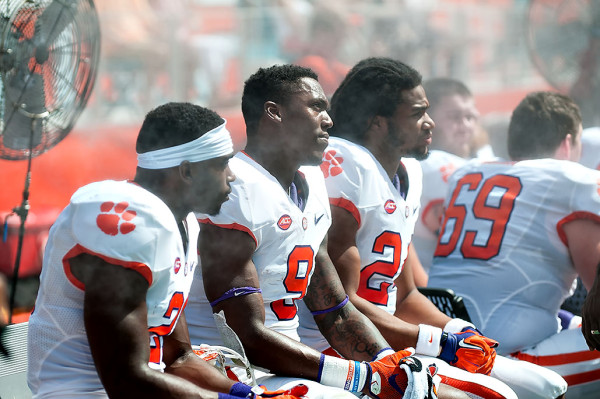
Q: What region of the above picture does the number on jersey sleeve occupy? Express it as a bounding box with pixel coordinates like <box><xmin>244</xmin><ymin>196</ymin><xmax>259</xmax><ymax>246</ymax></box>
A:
<box><xmin>435</xmin><ymin>173</ymin><xmax>522</xmax><ymax>260</ymax></box>
<box><xmin>358</xmin><ymin>231</ymin><xmax>403</xmax><ymax>306</ymax></box>
<box><xmin>271</xmin><ymin>245</ymin><xmax>315</xmax><ymax>320</ymax></box>
<box><xmin>148</xmin><ymin>291</ymin><xmax>185</xmax><ymax>366</ymax></box>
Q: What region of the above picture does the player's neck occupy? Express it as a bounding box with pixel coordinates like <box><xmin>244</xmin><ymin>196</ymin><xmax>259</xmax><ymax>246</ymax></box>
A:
<box><xmin>366</xmin><ymin>144</ymin><xmax>401</xmax><ymax>181</ymax></box>
<box><xmin>245</xmin><ymin>143</ymin><xmax>299</xmax><ymax>190</ymax></box>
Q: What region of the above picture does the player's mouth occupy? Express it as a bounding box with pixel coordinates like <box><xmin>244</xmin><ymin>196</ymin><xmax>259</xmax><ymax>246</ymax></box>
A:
<box><xmin>317</xmin><ymin>134</ymin><xmax>329</xmax><ymax>149</ymax></box>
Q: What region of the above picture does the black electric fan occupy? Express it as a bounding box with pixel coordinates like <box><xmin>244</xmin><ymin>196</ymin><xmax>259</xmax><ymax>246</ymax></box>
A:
<box><xmin>526</xmin><ymin>0</ymin><xmax>600</xmax><ymax>128</ymax></box>
<box><xmin>0</xmin><ymin>0</ymin><xmax>100</xmax><ymax>322</ymax></box>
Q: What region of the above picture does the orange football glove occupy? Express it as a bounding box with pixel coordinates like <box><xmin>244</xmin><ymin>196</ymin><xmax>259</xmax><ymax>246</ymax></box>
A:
<box><xmin>364</xmin><ymin>349</ymin><xmax>438</xmax><ymax>399</ymax></box>
<box><xmin>226</xmin><ymin>382</ymin><xmax>308</xmax><ymax>399</ymax></box>
<box><xmin>438</xmin><ymin>329</ymin><xmax>498</xmax><ymax>375</ymax></box>
<box><xmin>254</xmin><ymin>384</ymin><xmax>309</xmax><ymax>399</ymax></box>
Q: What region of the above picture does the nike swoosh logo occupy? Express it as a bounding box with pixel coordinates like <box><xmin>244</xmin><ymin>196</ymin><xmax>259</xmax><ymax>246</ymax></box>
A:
<box><xmin>314</xmin><ymin>214</ymin><xmax>324</xmax><ymax>225</ymax></box>
<box><xmin>234</xmin><ymin>290</ymin><xmax>249</xmax><ymax>296</ymax></box>
<box><xmin>428</xmin><ymin>334</ymin><xmax>433</xmax><ymax>344</ymax></box>
<box><xmin>458</xmin><ymin>340</ymin><xmax>484</xmax><ymax>352</ymax></box>
<box><xmin>388</xmin><ymin>374</ymin><xmax>405</xmax><ymax>394</ymax></box>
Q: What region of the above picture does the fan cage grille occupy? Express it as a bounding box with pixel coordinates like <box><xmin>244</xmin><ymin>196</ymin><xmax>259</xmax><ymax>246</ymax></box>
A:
<box><xmin>0</xmin><ymin>0</ymin><xmax>100</xmax><ymax>160</ymax></box>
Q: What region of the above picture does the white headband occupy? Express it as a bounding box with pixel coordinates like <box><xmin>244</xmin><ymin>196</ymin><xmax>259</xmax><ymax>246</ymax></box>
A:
<box><xmin>137</xmin><ymin>120</ymin><xmax>234</xmax><ymax>169</ymax></box>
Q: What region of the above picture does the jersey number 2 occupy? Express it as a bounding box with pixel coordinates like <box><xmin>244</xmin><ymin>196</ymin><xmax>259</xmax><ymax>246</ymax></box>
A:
<box><xmin>271</xmin><ymin>245</ymin><xmax>315</xmax><ymax>320</ymax></box>
<box><xmin>434</xmin><ymin>173</ymin><xmax>522</xmax><ymax>260</ymax></box>
<box><xmin>358</xmin><ymin>231</ymin><xmax>402</xmax><ymax>306</ymax></box>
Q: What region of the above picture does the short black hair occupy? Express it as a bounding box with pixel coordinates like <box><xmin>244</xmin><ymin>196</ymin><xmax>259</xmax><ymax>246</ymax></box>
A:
<box><xmin>136</xmin><ymin>102</ymin><xmax>223</xmax><ymax>153</ymax></box>
<box><xmin>241</xmin><ymin>64</ymin><xmax>318</xmax><ymax>137</ymax></box>
<box><xmin>329</xmin><ymin>57</ymin><xmax>422</xmax><ymax>144</ymax></box>
<box><xmin>508</xmin><ymin>91</ymin><xmax>582</xmax><ymax>160</ymax></box>
<box><xmin>423</xmin><ymin>78</ymin><xmax>472</xmax><ymax>110</ymax></box>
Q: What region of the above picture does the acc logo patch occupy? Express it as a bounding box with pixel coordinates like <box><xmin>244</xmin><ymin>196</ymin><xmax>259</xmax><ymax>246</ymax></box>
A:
<box><xmin>277</xmin><ymin>215</ymin><xmax>293</xmax><ymax>230</ymax></box>
<box><xmin>96</xmin><ymin>201</ymin><xmax>137</xmax><ymax>236</ymax></box>
<box><xmin>384</xmin><ymin>199</ymin><xmax>396</xmax><ymax>214</ymax></box>
<box><xmin>174</xmin><ymin>257</ymin><xmax>182</xmax><ymax>274</ymax></box>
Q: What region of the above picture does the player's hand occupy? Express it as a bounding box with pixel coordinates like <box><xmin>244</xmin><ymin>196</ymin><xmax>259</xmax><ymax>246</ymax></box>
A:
<box><xmin>438</xmin><ymin>328</ymin><xmax>498</xmax><ymax>375</ymax></box>
<box><xmin>363</xmin><ymin>348</ymin><xmax>438</xmax><ymax>399</ymax></box>
<box><xmin>226</xmin><ymin>382</ymin><xmax>308</xmax><ymax>399</ymax></box>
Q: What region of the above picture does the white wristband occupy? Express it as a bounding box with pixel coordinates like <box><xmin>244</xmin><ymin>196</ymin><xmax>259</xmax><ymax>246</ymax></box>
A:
<box><xmin>415</xmin><ymin>324</ymin><xmax>442</xmax><ymax>356</ymax></box>
<box><xmin>444</xmin><ymin>318</ymin><xmax>475</xmax><ymax>334</ymax></box>
<box><xmin>318</xmin><ymin>355</ymin><xmax>368</xmax><ymax>392</ymax></box>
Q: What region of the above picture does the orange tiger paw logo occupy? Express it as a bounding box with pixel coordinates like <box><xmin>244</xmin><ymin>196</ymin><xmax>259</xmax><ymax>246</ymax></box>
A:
<box><xmin>321</xmin><ymin>149</ymin><xmax>344</xmax><ymax>178</ymax></box>
<box><xmin>96</xmin><ymin>201</ymin><xmax>137</xmax><ymax>236</ymax></box>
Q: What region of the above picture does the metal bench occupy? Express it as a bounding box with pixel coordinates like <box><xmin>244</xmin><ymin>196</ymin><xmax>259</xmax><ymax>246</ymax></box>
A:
<box><xmin>0</xmin><ymin>322</ymin><xmax>31</xmax><ymax>399</ymax></box>
<box><xmin>418</xmin><ymin>287</ymin><xmax>472</xmax><ymax>322</ymax></box>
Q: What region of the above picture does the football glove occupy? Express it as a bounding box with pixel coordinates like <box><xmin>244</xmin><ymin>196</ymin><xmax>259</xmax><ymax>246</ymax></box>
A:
<box><xmin>438</xmin><ymin>328</ymin><xmax>498</xmax><ymax>375</ymax></box>
<box><xmin>226</xmin><ymin>382</ymin><xmax>308</xmax><ymax>399</ymax></box>
<box><xmin>364</xmin><ymin>348</ymin><xmax>438</xmax><ymax>399</ymax></box>
<box><xmin>253</xmin><ymin>384</ymin><xmax>309</xmax><ymax>399</ymax></box>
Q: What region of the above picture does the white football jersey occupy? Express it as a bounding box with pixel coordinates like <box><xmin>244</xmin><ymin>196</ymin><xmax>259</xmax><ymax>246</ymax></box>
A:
<box><xmin>429</xmin><ymin>158</ymin><xmax>600</xmax><ymax>354</ymax></box>
<box><xmin>28</xmin><ymin>180</ymin><xmax>199</xmax><ymax>398</ymax></box>
<box><xmin>413</xmin><ymin>150</ymin><xmax>467</xmax><ymax>272</ymax></box>
<box><xmin>186</xmin><ymin>152</ymin><xmax>331</xmax><ymax>346</ymax></box>
<box><xmin>298</xmin><ymin>137</ymin><xmax>422</xmax><ymax>350</ymax></box>
<box><xmin>581</xmin><ymin>127</ymin><xmax>600</xmax><ymax>170</ymax></box>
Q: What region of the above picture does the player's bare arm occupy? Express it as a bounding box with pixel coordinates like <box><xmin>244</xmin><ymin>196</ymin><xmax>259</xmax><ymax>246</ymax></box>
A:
<box><xmin>325</xmin><ymin>204</ymin><xmax>422</xmax><ymax>350</ymax></box>
<box><xmin>393</xmin><ymin>252</ymin><xmax>452</xmax><ymax>328</ymax></box>
<box><xmin>407</xmin><ymin>244</ymin><xmax>429</xmax><ymax>287</ymax></box>
<box><xmin>563</xmin><ymin>218</ymin><xmax>600</xmax><ymax>290</ymax></box>
<box><xmin>163</xmin><ymin>312</ymin><xmax>236</xmax><ymax>393</ymax></box>
<box><xmin>303</xmin><ymin>234</ymin><xmax>390</xmax><ymax>360</ymax></box>
<box><xmin>199</xmin><ymin>222</ymin><xmax>324</xmax><ymax>379</ymax></box>
<box><xmin>71</xmin><ymin>253</ymin><xmax>223</xmax><ymax>399</ymax></box>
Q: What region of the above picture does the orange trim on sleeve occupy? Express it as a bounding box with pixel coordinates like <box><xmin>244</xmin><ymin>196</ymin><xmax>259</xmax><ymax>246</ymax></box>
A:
<box><xmin>422</xmin><ymin>199</ymin><xmax>444</xmax><ymax>223</ymax></box>
<box><xmin>62</xmin><ymin>244</ymin><xmax>152</xmax><ymax>290</ymax></box>
<box><xmin>197</xmin><ymin>218</ymin><xmax>258</xmax><ymax>247</ymax></box>
<box><xmin>556</xmin><ymin>211</ymin><xmax>600</xmax><ymax>246</ymax></box>
<box><xmin>330</xmin><ymin>197</ymin><xmax>361</xmax><ymax>227</ymax></box>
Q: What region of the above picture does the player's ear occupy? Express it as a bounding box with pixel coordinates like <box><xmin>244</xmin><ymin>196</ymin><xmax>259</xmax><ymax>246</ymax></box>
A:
<box><xmin>554</xmin><ymin>134</ymin><xmax>572</xmax><ymax>160</ymax></box>
<box><xmin>265</xmin><ymin>101</ymin><xmax>282</xmax><ymax>123</ymax></box>
<box><xmin>367</xmin><ymin>115</ymin><xmax>388</xmax><ymax>141</ymax></box>
<box><xmin>179</xmin><ymin>160</ymin><xmax>193</xmax><ymax>182</ymax></box>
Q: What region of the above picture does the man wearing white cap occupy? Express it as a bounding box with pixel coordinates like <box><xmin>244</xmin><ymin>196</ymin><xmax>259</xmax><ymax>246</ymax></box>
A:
<box><xmin>27</xmin><ymin>102</ymin><xmax>301</xmax><ymax>399</ymax></box>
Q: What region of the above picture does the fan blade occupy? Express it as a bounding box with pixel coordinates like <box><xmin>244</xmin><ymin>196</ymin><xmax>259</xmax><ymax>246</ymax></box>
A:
<box><xmin>2</xmin><ymin>70</ymin><xmax>45</xmax><ymax>150</ymax></box>
<box><xmin>36</xmin><ymin>0</ymin><xmax>76</xmax><ymax>48</ymax></box>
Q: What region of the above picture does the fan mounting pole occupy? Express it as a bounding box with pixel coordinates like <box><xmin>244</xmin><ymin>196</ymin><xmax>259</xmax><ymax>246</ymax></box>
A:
<box><xmin>8</xmin><ymin>110</ymin><xmax>47</xmax><ymax>324</ymax></box>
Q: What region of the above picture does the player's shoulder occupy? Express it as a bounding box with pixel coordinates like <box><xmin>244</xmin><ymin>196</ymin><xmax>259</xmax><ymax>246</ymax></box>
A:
<box><xmin>70</xmin><ymin>180</ymin><xmax>177</xmax><ymax>231</ymax></box>
<box><xmin>420</xmin><ymin>150</ymin><xmax>467</xmax><ymax>173</ymax></box>
<box><xmin>324</xmin><ymin>136</ymin><xmax>380</xmax><ymax>177</ymax></box>
<box><xmin>71</xmin><ymin>180</ymin><xmax>168</xmax><ymax>214</ymax></box>
<box><xmin>226</xmin><ymin>152</ymin><xmax>279</xmax><ymax>195</ymax></box>
<box><xmin>582</xmin><ymin>127</ymin><xmax>600</xmax><ymax>145</ymax></box>
<box><xmin>580</xmin><ymin>127</ymin><xmax>600</xmax><ymax>170</ymax></box>
<box><xmin>517</xmin><ymin>158</ymin><xmax>598</xmax><ymax>177</ymax></box>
